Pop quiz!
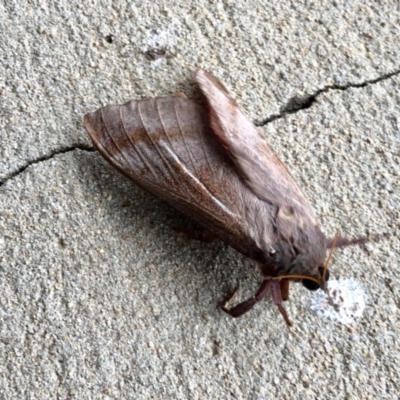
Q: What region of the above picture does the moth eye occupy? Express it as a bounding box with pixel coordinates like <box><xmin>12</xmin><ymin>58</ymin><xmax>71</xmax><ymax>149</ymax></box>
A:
<box><xmin>302</xmin><ymin>278</ymin><xmax>320</xmax><ymax>291</ymax></box>
<box><xmin>302</xmin><ymin>267</ymin><xmax>330</xmax><ymax>291</ymax></box>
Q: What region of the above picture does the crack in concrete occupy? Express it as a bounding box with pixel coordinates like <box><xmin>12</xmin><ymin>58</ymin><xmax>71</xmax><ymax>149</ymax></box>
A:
<box><xmin>257</xmin><ymin>68</ymin><xmax>400</xmax><ymax>126</ymax></box>
<box><xmin>0</xmin><ymin>144</ymin><xmax>94</xmax><ymax>187</ymax></box>
<box><xmin>1</xmin><ymin>68</ymin><xmax>399</xmax><ymax>188</ymax></box>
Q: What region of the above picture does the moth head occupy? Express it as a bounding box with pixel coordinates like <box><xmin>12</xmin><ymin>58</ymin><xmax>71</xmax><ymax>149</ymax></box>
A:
<box><xmin>282</xmin><ymin>231</ymin><xmax>377</xmax><ymax>291</ymax></box>
<box><xmin>274</xmin><ymin>231</ymin><xmax>339</xmax><ymax>292</ymax></box>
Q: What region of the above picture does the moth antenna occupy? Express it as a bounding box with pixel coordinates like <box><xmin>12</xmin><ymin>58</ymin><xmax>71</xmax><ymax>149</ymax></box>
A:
<box><xmin>272</xmin><ymin>275</ymin><xmax>320</xmax><ymax>284</ymax></box>
<box><xmin>321</xmin><ymin>230</ymin><xmax>340</xmax><ymax>284</ymax></box>
<box><xmin>326</xmin><ymin>233</ymin><xmax>382</xmax><ymax>249</ymax></box>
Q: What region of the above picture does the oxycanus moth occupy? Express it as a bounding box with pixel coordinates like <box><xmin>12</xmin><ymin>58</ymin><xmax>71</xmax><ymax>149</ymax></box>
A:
<box><xmin>84</xmin><ymin>69</ymin><xmax>369</xmax><ymax>326</ymax></box>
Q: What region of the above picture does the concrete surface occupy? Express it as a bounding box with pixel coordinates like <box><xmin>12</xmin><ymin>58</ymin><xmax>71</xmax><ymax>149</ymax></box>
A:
<box><xmin>1</xmin><ymin>1</ymin><xmax>399</xmax><ymax>399</ymax></box>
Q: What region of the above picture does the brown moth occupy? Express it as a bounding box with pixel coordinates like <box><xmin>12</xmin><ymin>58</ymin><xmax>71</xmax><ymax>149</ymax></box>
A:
<box><xmin>84</xmin><ymin>69</ymin><xmax>368</xmax><ymax>326</ymax></box>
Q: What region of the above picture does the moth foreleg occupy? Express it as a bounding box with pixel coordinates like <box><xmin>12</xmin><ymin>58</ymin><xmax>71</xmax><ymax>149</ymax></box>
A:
<box><xmin>221</xmin><ymin>298</ymin><xmax>257</xmax><ymax>318</ymax></box>
<box><xmin>280</xmin><ymin>279</ymin><xmax>290</xmax><ymax>301</ymax></box>
<box><xmin>270</xmin><ymin>281</ymin><xmax>293</xmax><ymax>327</ymax></box>
<box><xmin>221</xmin><ymin>280</ymin><xmax>270</xmax><ymax>318</ymax></box>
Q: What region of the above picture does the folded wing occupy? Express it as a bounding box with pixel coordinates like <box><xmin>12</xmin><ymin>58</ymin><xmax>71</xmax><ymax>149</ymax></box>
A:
<box><xmin>195</xmin><ymin>69</ymin><xmax>318</xmax><ymax>227</ymax></box>
<box><xmin>84</xmin><ymin>95</ymin><xmax>278</xmax><ymax>260</ymax></box>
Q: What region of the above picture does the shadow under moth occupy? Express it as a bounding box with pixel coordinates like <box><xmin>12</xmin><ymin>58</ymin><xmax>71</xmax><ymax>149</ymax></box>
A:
<box><xmin>84</xmin><ymin>69</ymin><xmax>370</xmax><ymax>326</ymax></box>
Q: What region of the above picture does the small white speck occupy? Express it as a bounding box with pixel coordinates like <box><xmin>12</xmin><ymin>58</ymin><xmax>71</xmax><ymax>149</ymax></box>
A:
<box><xmin>310</xmin><ymin>279</ymin><xmax>366</xmax><ymax>326</ymax></box>
<box><xmin>145</xmin><ymin>28</ymin><xmax>176</xmax><ymax>49</ymax></box>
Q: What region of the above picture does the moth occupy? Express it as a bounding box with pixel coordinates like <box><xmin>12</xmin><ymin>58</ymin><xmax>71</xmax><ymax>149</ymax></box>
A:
<box><xmin>84</xmin><ymin>69</ymin><xmax>368</xmax><ymax>326</ymax></box>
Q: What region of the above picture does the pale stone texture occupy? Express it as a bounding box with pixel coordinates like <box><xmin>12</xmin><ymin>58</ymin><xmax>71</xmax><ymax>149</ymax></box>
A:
<box><xmin>0</xmin><ymin>1</ymin><xmax>399</xmax><ymax>399</ymax></box>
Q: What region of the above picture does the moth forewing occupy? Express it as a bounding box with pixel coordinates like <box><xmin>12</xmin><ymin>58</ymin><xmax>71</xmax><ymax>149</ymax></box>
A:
<box><xmin>196</xmin><ymin>69</ymin><xmax>328</xmax><ymax>276</ymax></box>
<box><xmin>84</xmin><ymin>94</ymin><xmax>259</xmax><ymax>255</ymax></box>
<box><xmin>195</xmin><ymin>70</ymin><xmax>316</xmax><ymax>221</ymax></box>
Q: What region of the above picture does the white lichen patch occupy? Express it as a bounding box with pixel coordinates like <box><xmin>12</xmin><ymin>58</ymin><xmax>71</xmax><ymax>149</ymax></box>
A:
<box><xmin>310</xmin><ymin>279</ymin><xmax>366</xmax><ymax>326</ymax></box>
<box><xmin>145</xmin><ymin>28</ymin><xmax>176</xmax><ymax>50</ymax></box>
<box><xmin>142</xmin><ymin>25</ymin><xmax>178</xmax><ymax>67</ymax></box>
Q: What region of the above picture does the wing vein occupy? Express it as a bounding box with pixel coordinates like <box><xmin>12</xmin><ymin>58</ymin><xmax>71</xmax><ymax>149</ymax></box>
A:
<box><xmin>119</xmin><ymin>105</ymin><xmax>158</xmax><ymax>179</ymax></box>
<box><xmin>137</xmin><ymin>101</ymin><xmax>191</xmax><ymax>198</ymax></box>
<box><xmin>155</xmin><ymin>98</ymin><xmax>175</xmax><ymax>151</ymax></box>
<box><xmin>172</xmin><ymin>99</ymin><xmax>199</xmax><ymax>175</ymax></box>
<box><xmin>197</xmin><ymin>119</ymin><xmax>216</xmax><ymax>181</ymax></box>
<box><xmin>161</xmin><ymin>144</ymin><xmax>238</xmax><ymax>220</ymax></box>
<box><xmin>100</xmin><ymin>108</ymin><xmax>134</xmax><ymax>170</ymax></box>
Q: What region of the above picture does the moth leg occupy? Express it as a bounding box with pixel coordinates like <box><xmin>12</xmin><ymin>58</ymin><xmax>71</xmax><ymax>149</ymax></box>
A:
<box><xmin>280</xmin><ymin>279</ymin><xmax>290</xmax><ymax>301</ymax></box>
<box><xmin>270</xmin><ymin>280</ymin><xmax>293</xmax><ymax>327</ymax></box>
<box><xmin>223</xmin><ymin>287</ymin><xmax>238</xmax><ymax>305</ymax></box>
<box><xmin>221</xmin><ymin>280</ymin><xmax>270</xmax><ymax>318</ymax></box>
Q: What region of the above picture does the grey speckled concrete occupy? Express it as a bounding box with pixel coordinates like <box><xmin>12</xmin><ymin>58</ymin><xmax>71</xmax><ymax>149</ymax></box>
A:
<box><xmin>1</xmin><ymin>1</ymin><xmax>399</xmax><ymax>399</ymax></box>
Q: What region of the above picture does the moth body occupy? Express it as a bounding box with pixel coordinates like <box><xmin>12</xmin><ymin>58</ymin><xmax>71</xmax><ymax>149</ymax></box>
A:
<box><xmin>84</xmin><ymin>70</ymin><xmax>350</xmax><ymax>325</ymax></box>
